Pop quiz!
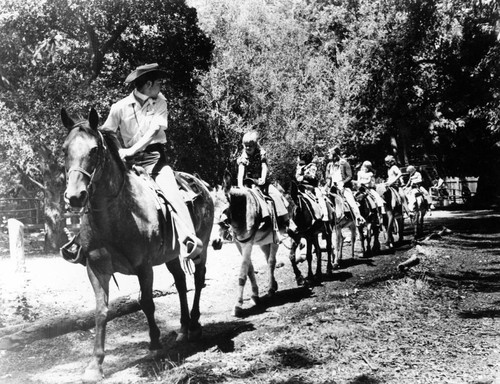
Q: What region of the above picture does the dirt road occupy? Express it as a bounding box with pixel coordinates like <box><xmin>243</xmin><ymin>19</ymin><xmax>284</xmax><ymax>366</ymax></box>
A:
<box><xmin>1</xmin><ymin>209</ymin><xmax>499</xmax><ymax>383</ymax></box>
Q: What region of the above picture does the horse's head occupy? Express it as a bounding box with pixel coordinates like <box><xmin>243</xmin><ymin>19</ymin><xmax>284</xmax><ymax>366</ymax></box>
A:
<box><xmin>61</xmin><ymin>108</ymin><xmax>105</xmax><ymax>210</ymax></box>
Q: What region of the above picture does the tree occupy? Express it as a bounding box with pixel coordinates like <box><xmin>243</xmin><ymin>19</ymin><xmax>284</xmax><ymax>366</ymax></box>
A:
<box><xmin>0</xmin><ymin>0</ymin><xmax>213</xmax><ymax>249</ymax></box>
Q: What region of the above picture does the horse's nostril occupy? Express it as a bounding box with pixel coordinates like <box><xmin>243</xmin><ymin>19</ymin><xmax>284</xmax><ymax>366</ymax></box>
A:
<box><xmin>67</xmin><ymin>189</ymin><xmax>88</xmax><ymax>208</ymax></box>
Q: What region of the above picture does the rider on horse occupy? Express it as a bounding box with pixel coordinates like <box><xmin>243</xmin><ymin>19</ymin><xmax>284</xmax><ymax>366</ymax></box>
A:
<box><xmin>62</xmin><ymin>63</ymin><xmax>203</xmax><ymax>261</ymax></box>
<box><xmin>295</xmin><ymin>150</ymin><xmax>330</xmax><ymax>222</ymax></box>
<box><xmin>404</xmin><ymin>165</ymin><xmax>434</xmax><ymax>212</ymax></box>
<box><xmin>236</xmin><ymin>130</ymin><xmax>289</xmax><ymax>241</ymax></box>
<box><xmin>325</xmin><ymin>146</ymin><xmax>364</xmax><ymax>225</ymax></box>
<box><xmin>384</xmin><ymin>155</ymin><xmax>410</xmax><ymax>214</ymax></box>
<box><xmin>356</xmin><ymin>160</ymin><xmax>386</xmax><ymax>226</ymax></box>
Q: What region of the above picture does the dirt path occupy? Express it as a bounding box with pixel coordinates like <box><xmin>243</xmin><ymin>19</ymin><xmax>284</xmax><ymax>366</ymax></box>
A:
<box><xmin>1</xmin><ymin>209</ymin><xmax>500</xmax><ymax>383</ymax></box>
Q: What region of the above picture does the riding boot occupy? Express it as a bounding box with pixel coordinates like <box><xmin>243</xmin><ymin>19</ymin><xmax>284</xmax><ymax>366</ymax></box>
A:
<box><xmin>155</xmin><ymin>166</ymin><xmax>204</xmax><ymax>263</ymax></box>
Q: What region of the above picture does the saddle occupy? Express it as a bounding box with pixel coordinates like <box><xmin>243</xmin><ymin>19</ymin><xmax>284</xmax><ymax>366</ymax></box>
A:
<box><xmin>376</xmin><ymin>184</ymin><xmax>402</xmax><ymax>209</ymax></box>
<box><xmin>246</xmin><ymin>186</ymin><xmax>281</xmax><ymax>243</ymax></box>
<box><xmin>326</xmin><ymin>192</ymin><xmax>348</xmax><ymax>222</ymax></box>
<box><xmin>297</xmin><ymin>184</ymin><xmax>335</xmax><ymax>222</ymax></box>
<box><xmin>355</xmin><ymin>189</ymin><xmax>377</xmax><ymax>211</ymax></box>
<box><xmin>132</xmin><ymin>166</ymin><xmax>202</xmax><ymax>253</ymax></box>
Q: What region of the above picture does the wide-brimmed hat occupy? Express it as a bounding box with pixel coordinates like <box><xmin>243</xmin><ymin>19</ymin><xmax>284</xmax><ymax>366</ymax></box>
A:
<box><xmin>124</xmin><ymin>63</ymin><xmax>167</xmax><ymax>84</ymax></box>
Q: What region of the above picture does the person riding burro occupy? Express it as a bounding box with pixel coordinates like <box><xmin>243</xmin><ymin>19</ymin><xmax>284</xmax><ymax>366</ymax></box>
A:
<box><xmin>356</xmin><ymin>160</ymin><xmax>386</xmax><ymax>227</ymax></box>
<box><xmin>236</xmin><ymin>131</ymin><xmax>289</xmax><ymax>243</ymax></box>
<box><xmin>404</xmin><ymin>165</ymin><xmax>434</xmax><ymax>213</ymax></box>
<box><xmin>294</xmin><ymin>150</ymin><xmax>330</xmax><ymax>223</ymax></box>
<box><xmin>62</xmin><ymin>63</ymin><xmax>203</xmax><ymax>264</ymax></box>
<box><xmin>325</xmin><ymin>146</ymin><xmax>364</xmax><ymax>226</ymax></box>
<box><xmin>383</xmin><ymin>155</ymin><xmax>410</xmax><ymax>215</ymax></box>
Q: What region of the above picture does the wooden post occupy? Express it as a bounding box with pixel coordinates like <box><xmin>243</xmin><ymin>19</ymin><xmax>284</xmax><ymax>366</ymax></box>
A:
<box><xmin>8</xmin><ymin>218</ymin><xmax>25</xmax><ymax>273</ymax></box>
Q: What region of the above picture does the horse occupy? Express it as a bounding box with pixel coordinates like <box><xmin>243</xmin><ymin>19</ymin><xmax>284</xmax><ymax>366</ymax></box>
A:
<box><xmin>377</xmin><ymin>184</ymin><xmax>404</xmax><ymax>248</ymax></box>
<box><xmin>220</xmin><ymin>171</ymin><xmax>285</xmax><ymax>317</ymax></box>
<box><xmin>326</xmin><ymin>189</ymin><xmax>357</xmax><ymax>269</ymax></box>
<box><xmin>355</xmin><ymin>187</ymin><xmax>381</xmax><ymax>257</ymax></box>
<box><xmin>61</xmin><ymin>108</ymin><xmax>214</xmax><ymax>382</ymax></box>
<box><xmin>287</xmin><ymin>182</ymin><xmax>334</xmax><ymax>286</ymax></box>
<box><xmin>406</xmin><ymin>187</ymin><xmax>428</xmax><ymax>239</ymax></box>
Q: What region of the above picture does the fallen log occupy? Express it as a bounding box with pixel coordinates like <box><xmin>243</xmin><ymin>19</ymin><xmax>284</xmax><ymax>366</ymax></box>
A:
<box><xmin>397</xmin><ymin>254</ymin><xmax>420</xmax><ymax>272</ymax></box>
<box><xmin>0</xmin><ymin>290</ymin><xmax>173</xmax><ymax>351</ymax></box>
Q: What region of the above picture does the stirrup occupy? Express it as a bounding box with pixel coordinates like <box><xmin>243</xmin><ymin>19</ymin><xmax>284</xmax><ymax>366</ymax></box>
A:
<box><xmin>181</xmin><ymin>235</ymin><xmax>204</xmax><ymax>264</ymax></box>
<box><xmin>60</xmin><ymin>237</ymin><xmax>85</xmax><ymax>265</ymax></box>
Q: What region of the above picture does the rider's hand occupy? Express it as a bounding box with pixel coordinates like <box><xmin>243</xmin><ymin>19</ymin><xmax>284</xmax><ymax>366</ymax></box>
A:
<box><xmin>257</xmin><ymin>177</ymin><xmax>265</xmax><ymax>186</ymax></box>
<box><xmin>118</xmin><ymin>148</ymin><xmax>135</xmax><ymax>160</ymax></box>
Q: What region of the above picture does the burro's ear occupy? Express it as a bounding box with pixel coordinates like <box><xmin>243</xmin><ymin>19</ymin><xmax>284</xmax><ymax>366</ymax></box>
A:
<box><xmin>61</xmin><ymin>108</ymin><xmax>75</xmax><ymax>130</ymax></box>
<box><xmin>89</xmin><ymin>108</ymin><xmax>99</xmax><ymax>131</ymax></box>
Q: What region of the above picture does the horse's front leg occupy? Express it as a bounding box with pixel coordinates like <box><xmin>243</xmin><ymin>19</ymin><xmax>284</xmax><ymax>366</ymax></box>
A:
<box><xmin>189</xmin><ymin>259</ymin><xmax>207</xmax><ymax>341</ymax></box>
<box><xmin>313</xmin><ymin>233</ymin><xmax>323</xmax><ymax>282</ymax></box>
<box><xmin>137</xmin><ymin>265</ymin><xmax>161</xmax><ymax>349</ymax></box>
<box><xmin>358</xmin><ymin>224</ymin><xmax>367</xmax><ymax>257</ymax></box>
<box><xmin>260</xmin><ymin>243</ymin><xmax>278</xmax><ymax>296</ymax></box>
<box><xmin>166</xmin><ymin>257</ymin><xmax>190</xmax><ymax>342</ymax></box>
<box><xmin>234</xmin><ymin>242</ymin><xmax>253</xmax><ymax>317</ymax></box>
<box><xmin>372</xmin><ymin>223</ymin><xmax>381</xmax><ymax>253</ymax></box>
<box><xmin>84</xmin><ymin>263</ymin><xmax>110</xmax><ymax>383</ymax></box>
<box><xmin>396</xmin><ymin>210</ymin><xmax>405</xmax><ymax>245</ymax></box>
<box><xmin>305</xmin><ymin>236</ymin><xmax>314</xmax><ymax>284</ymax></box>
<box><xmin>350</xmin><ymin>223</ymin><xmax>357</xmax><ymax>259</ymax></box>
<box><xmin>325</xmin><ymin>227</ymin><xmax>334</xmax><ymax>276</ymax></box>
<box><xmin>288</xmin><ymin>239</ymin><xmax>306</xmax><ymax>286</ymax></box>
<box><xmin>385</xmin><ymin>210</ymin><xmax>395</xmax><ymax>248</ymax></box>
<box><xmin>332</xmin><ymin>226</ymin><xmax>343</xmax><ymax>269</ymax></box>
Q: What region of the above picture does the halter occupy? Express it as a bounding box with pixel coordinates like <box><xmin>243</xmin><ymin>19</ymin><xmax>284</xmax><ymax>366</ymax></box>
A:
<box><xmin>66</xmin><ymin>123</ymin><xmax>124</xmax><ymax>211</ymax></box>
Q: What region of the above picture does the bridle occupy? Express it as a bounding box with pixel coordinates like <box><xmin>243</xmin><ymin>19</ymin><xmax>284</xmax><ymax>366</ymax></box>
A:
<box><xmin>66</xmin><ymin>122</ymin><xmax>124</xmax><ymax>211</ymax></box>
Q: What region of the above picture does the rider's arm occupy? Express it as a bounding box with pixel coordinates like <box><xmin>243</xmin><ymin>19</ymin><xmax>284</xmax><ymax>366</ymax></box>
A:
<box><xmin>121</xmin><ymin>103</ymin><xmax>168</xmax><ymax>158</ymax></box>
<box><xmin>259</xmin><ymin>162</ymin><xmax>268</xmax><ymax>185</ymax></box>
<box><xmin>295</xmin><ymin>164</ymin><xmax>304</xmax><ymax>182</ymax></box>
<box><xmin>237</xmin><ymin>163</ymin><xmax>245</xmax><ymax>188</ymax></box>
<box><xmin>341</xmin><ymin>160</ymin><xmax>352</xmax><ymax>184</ymax></box>
<box><xmin>387</xmin><ymin>166</ymin><xmax>402</xmax><ymax>186</ymax></box>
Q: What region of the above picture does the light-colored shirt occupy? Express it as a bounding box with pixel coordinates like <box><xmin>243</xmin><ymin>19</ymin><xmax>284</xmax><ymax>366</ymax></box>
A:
<box><xmin>101</xmin><ymin>91</ymin><xmax>168</xmax><ymax>148</ymax></box>
<box><xmin>387</xmin><ymin>165</ymin><xmax>402</xmax><ymax>186</ymax></box>
<box><xmin>409</xmin><ymin>171</ymin><xmax>423</xmax><ymax>186</ymax></box>
<box><xmin>357</xmin><ymin>169</ymin><xmax>374</xmax><ymax>187</ymax></box>
<box><xmin>326</xmin><ymin>159</ymin><xmax>352</xmax><ymax>186</ymax></box>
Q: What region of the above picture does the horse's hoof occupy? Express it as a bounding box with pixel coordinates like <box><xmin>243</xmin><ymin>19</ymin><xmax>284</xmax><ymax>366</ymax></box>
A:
<box><xmin>252</xmin><ymin>294</ymin><xmax>261</xmax><ymax>305</ymax></box>
<box><xmin>188</xmin><ymin>325</ymin><xmax>202</xmax><ymax>341</ymax></box>
<box><xmin>332</xmin><ymin>263</ymin><xmax>340</xmax><ymax>270</ymax></box>
<box><xmin>233</xmin><ymin>305</ymin><xmax>244</xmax><ymax>317</ymax></box>
<box><xmin>83</xmin><ymin>365</ymin><xmax>103</xmax><ymax>383</ymax></box>
<box><xmin>296</xmin><ymin>276</ymin><xmax>306</xmax><ymax>286</ymax></box>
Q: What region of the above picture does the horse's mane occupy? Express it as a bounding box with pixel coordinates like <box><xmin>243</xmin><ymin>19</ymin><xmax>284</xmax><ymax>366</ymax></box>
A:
<box><xmin>100</xmin><ymin>130</ymin><xmax>126</xmax><ymax>173</ymax></box>
<box><xmin>70</xmin><ymin>120</ymin><xmax>126</xmax><ymax>174</ymax></box>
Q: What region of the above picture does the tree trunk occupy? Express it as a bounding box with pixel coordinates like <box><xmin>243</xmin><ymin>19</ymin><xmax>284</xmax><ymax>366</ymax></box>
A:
<box><xmin>0</xmin><ymin>290</ymin><xmax>172</xmax><ymax>350</ymax></box>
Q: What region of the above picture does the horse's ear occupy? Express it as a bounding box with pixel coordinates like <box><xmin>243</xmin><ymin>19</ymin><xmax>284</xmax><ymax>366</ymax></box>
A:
<box><xmin>222</xmin><ymin>169</ymin><xmax>232</xmax><ymax>194</ymax></box>
<box><xmin>88</xmin><ymin>108</ymin><xmax>99</xmax><ymax>131</ymax></box>
<box><xmin>61</xmin><ymin>108</ymin><xmax>75</xmax><ymax>130</ymax></box>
